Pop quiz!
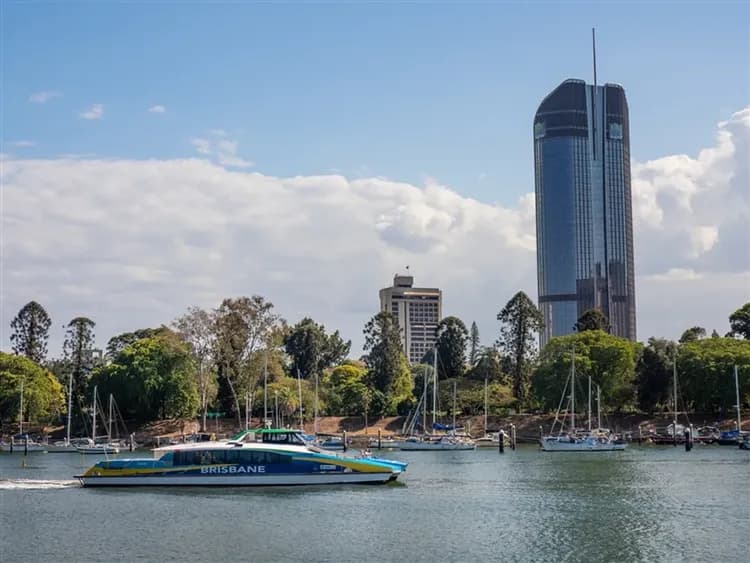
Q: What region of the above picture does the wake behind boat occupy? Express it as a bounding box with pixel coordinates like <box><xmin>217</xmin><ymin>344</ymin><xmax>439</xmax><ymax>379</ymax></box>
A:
<box><xmin>76</xmin><ymin>428</ymin><xmax>407</xmax><ymax>487</ymax></box>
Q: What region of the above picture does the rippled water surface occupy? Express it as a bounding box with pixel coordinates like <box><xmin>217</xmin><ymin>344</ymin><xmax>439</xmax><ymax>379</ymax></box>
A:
<box><xmin>1</xmin><ymin>446</ymin><xmax>747</xmax><ymax>562</ymax></box>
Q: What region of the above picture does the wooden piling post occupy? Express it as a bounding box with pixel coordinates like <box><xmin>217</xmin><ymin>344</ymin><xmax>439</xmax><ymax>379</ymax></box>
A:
<box><xmin>498</xmin><ymin>430</ymin><xmax>505</xmax><ymax>453</ymax></box>
<box><xmin>377</xmin><ymin>429</ymin><xmax>382</xmax><ymax>449</ymax></box>
<box><xmin>510</xmin><ymin>424</ymin><xmax>517</xmax><ymax>450</ymax></box>
<box><xmin>342</xmin><ymin>430</ymin><xmax>347</xmax><ymax>452</ymax></box>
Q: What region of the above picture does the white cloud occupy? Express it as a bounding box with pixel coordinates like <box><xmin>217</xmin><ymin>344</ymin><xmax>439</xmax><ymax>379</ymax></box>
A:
<box><xmin>9</xmin><ymin>141</ymin><xmax>36</xmax><ymax>148</ymax></box>
<box><xmin>29</xmin><ymin>91</ymin><xmax>62</xmax><ymax>103</ymax></box>
<box><xmin>148</xmin><ymin>105</ymin><xmax>166</xmax><ymax>114</ymax></box>
<box><xmin>190</xmin><ymin>130</ymin><xmax>253</xmax><ymax>168</ymax></box>
<box><xmin>1</xmin><ymin>108</ymin><xmax>748</xmax><ymax>356</ymax></box>
<box><xmin>79</xmin><ymin>104</ymin><xmax>104</xmax><ymax>120</ymax></box>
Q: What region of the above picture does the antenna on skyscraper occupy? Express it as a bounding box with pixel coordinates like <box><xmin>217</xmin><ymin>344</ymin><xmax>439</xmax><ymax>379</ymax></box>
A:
<box><xmin>591</xmin><ymin>27</ymin><xmax>598</xmax><ymax>161</ymax></box>
<box><xmin>592</xmin><ymin>27</ymin><xmax>597</xmax><ymax>89</ymax></box>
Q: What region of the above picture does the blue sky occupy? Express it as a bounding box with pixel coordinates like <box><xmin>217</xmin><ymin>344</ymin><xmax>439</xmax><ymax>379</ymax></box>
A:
<box><xmin>2</xmin><ymin>2</ymin><xmax>749</xmax><ymax>355</ymax></box>
<box><xmin>4</xmin><ymin>1</ymin><xmax>749</xmax><ymax>206</ymax></box>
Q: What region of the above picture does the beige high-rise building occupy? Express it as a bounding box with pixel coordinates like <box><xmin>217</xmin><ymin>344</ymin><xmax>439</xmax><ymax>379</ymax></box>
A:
<box><xmin>379</xmin><ymin>275</ymin><xmax>442</xmax><ymax>364</ymax></box>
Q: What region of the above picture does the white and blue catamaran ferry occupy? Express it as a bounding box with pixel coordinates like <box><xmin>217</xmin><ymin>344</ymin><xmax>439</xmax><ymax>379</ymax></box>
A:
<box><xmin>76</xmin><ymin>429</ymin><xmax>407</xmax><ymax>487</ymax></box>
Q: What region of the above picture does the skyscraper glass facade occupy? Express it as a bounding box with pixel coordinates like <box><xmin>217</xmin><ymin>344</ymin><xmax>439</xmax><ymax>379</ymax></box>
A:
<box><xmin>534</xmin><ymin>79</ymin><xmax>636</xmax><ymax>346</ymax></box>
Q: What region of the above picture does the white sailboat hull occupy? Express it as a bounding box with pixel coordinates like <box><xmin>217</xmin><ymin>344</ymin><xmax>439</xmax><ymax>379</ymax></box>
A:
<box><xmin>397</xmin><ymin>440</ymin><xmax>475</xmax><ymax>451</ymax></box>
<box><xmin>0</xmin><ymin>443</ymin><xmax>48</xmax><ymax>453</ymax></box>
<box><xmin>540</xmin><ymin>437</ymin><xmax>626</xmax><ymax>452</ymax></box>
<box><xmin>77</xmin><ymin>445</ymin><xmax>121</xmax><ymax>454</ymax></box>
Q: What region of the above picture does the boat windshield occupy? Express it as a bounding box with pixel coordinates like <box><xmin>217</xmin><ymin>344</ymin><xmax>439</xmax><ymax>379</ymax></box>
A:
<box><xmin>260</xmin><ymin>431</ymin><xmax>306</xmax><ymax>445</ymax></box>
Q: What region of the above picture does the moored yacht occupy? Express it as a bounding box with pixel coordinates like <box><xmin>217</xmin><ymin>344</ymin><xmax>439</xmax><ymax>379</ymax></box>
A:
<box><xmin>540</xmin><ymin>349</ymin><xmax>625</xmax><ymax>452</ymax></box>
<box><xmin>76</xmin><ymin>429</ymin><xmax>407</xmax><ymax>487</ymax></box>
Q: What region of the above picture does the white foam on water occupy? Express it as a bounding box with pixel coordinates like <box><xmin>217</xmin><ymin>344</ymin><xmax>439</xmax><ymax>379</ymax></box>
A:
<box><xmin>0</xmin><ymin>479</ymin><xmax>80</xmax><ymax>490</ymax></box>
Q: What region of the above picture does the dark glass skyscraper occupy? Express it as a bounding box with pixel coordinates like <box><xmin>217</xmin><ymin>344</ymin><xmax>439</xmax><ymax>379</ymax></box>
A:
<box><xmin>533</xmin><ymin>79</ymin><xmax>636</xmax><ymax>346</ymax></box>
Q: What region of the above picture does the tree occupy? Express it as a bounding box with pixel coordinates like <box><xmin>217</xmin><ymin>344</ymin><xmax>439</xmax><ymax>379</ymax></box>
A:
<box><xmin>173</xmin><ymin>307</ymin><xmax>218</xmax><ymax>432</ymax></box>
<box><xmin>636</xmin><ymin>338</ymin><xmax>677</xmax><ymax>413</ymax></box>
<box><xmin>91</xmin><ymin>330</ymin><xmax>199</xmax><ymax>422</ymax></box>
<box><xmin>466</xmin><ymin>347</ymin><xmax>508</xmax><ymax>385</ymax></box>
<box><xmin>0</xmin><ymin>352</ymin><xmax>65</xmax><ymax>426</ymax></box>
<box><xmin>497</xmin><ymin>291</ymin><xmax>544</xmax><ymax>406</ymax></box>
<box><xmin>10</xmin><ymin>301</ymin><xmax>52</xmax><ymax>364</ymax></box>
<box><xmin>678</xmin><ymin>338</ymin><xmax>750</xmax><ymax>413</ymax></box>
<box><xmin>575</xmin><ymin>308</ymin><xmax>611</xmax><ymax>333</ymax></box>
<box><xmin>322</xmin><ymin>363</ymin><xmax>370</xmax><ymax>416</ymax></box>
<box><xmin>363</xmin><ymin>312</ymin><xmax>413</xmax><ymax>415</ymax></box>
<box><xmin>532</xmin><ymin>331</ymin><xmax>640</xmax><ymax>412</ymax></box>
<box><xmin>106</xmin><ymin>327</ymin><xmax>168</xmax><ymax>359</ymax></box>
<box><xmin>679</xmin><ymin>326</ymin><xmax>706</xmax><ymax>343</ymax></box>
<box><xmin>284</xmin><ymin>318</ymin><xmax>351</xmax><ymax>380</ymax></box>
<box><xmin>729</xmin><ymin>302</ymin><xmax>750</xmax><ymax>339</ymax></box>
<box><xmin>213</xmin><ymin>296</ymin><xmax>284</xmax><ymax>428</ymax></box>
<box><xmin>435</xmin><ymin>316</ymin><xmax>469</xmax><ymax>380</ymax></box>
<box><xmin>469</xmin><ymin>322</ymin><xmax>481</xmax><ymax>367</ymax></box>
<box><xmin>62</xmin><ymin>317</ymin><xmax>97</xmax><ymax>432</ymax></box>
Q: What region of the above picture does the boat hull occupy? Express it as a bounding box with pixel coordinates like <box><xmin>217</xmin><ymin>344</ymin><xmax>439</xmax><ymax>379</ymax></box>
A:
<box><xmin>0</xmin><ymin>444</ymin><xmax>48</xmax><ymax>453</ymax></box>
<box><xmin>540</xmin><ymin>439</ymin><xmax>626</xmax><ymax>452</ymax></box>
<box><xmin>397</xmin><ymin>442</ymin><xmax>475</xmax><ymax>451</ymax></box>
<box><xmin>77</xmin><ymin>446</ymin><xmax>121</xmax><ymax>454</ymax></box>
<box><xmin>76</xmin><ymin>471</ymin><xmax>399</xmax><ymax>487</ymax></box>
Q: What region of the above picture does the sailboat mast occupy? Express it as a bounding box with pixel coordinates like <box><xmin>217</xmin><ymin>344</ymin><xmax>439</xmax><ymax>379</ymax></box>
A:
<box><xmin>108</xmin><ymin>394</ymin><xmax>113</xmax><ymax>442</ymax></box>
<box><xmin>571</xmin><ymin>349</ymin><xmax>576</xmax><ymax>431</ymax></box>
<box><xmin>452</xmin><ymin>380</ymin><xmax>457</xmax><ymax>431</ymax></box>
<box><xmin>66</xmin><ymin>372</ymin><xmax>73</xmax><ymax>444</ymax></box>
<box><xmin>19</xmin><ymin>380</ymin><xmax>24</xmax><ymax>435</ymax></box>
<box><xmin>432</xmin><ymin>348</ymin><xmax>438</xmax><ymax>432</ymax></box>
<box><xmin>597</xmin><ymin>385</ymin><xmax>601</xmax><ymax>430</ymax></box>
<box><xmin>92</xmin><ymin>385</ymin><xmax>97</xmax><ymax>442</ymax></box>
<box><xmin>314</xmin><ymin>371</ymin><xmax>319</xmax><ymax>435</ymax></box>
<box><xmin>422</xmin><ymin>365</ymin><xmax>427</xmax><ymax>434</ymax></box>
<box><xmin>588</xmin><ymin>376</ymin><xmax>592</xmax><ymax>431</ymax></box>
<box><xmin>297</xmin><ymin>368</ymin><xmax>303</xmax><ymax>430</ymax></box>
<box><xmin>263</xmin><ymin>350</ymin><xmax>268</xmax><ymax>425</ymax></box>
<box><xmin>735</xmin><ymin>365</ymin><xmax>741</xmax><ymax>433</ymax></box>
<box><xmin>245</xmin><ymin>391</ymin><xmax>250</xmax><ymax>430</ymax></box>
<box><xmin>484</xmin><ymin>377</ymin><xmax>488</xmax><ymax>435</ymax></box>
<box><xmin>673</xmin><ymin>354</ymin><xmax>678</xmax><ymax>422</ymax></box>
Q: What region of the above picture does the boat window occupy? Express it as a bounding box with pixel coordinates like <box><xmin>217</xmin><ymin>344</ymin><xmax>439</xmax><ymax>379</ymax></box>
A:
<box><xmin>238</xmin><ymin>450</ymin><xmax>290</xmax><ymax>464</ymax></box>
<box><xmin>260</xmin><ymin>432</ymin><xmax>304</xmax><ymax>445</ymax></box>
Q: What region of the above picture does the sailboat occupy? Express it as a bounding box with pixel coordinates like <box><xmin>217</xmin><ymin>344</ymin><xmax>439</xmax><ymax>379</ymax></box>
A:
<box><xmin>540</xmin><ymin>349</ymin><xmax>625</xmax><ymax>452</ymax></box>
<box><xmin>474</xmin><ymin>377</ymin><xmax>510</xmax><ymax>448</ymax></box>
<box><xmin>47</xmin><ymin>372</ymin><xmax>79</xmax><ymax>452</ymax></box>
<box><xmin>76</xmin><ymin>386</ymin><xmax>120</xmax><ymax>454</ymax></box>
<box><xmin>719</xmin><ymin>365</ymin><xmax>749</xmax><ymax>449</ymax></box>
<box><xmin>0</xmin><ymin>381</ymin><xmax>48</xmax><ymax>452</ymax></box>
<box><xmin>397</xmin><ymin>351</ymin><xmax>475</xmax><ymax>451</ymax></box>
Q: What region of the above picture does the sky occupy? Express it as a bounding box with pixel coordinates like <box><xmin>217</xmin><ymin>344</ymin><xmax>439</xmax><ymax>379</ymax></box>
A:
<box><xmin>1</xmin><ymin>1</ymin><xmax>749</xmax><ymax>357</ymax></box>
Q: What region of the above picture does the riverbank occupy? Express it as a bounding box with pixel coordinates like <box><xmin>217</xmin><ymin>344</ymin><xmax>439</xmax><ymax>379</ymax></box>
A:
<box><xmin>13</xmin><ymin>411</ymin><xmax>748</xmax><ymax>447</ymax></box>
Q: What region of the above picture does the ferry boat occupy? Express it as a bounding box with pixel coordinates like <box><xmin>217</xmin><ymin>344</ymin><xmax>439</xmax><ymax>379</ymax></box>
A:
<box><xmin>75</xmin><ymin>429</ymin><xmax>407</xmax><ymax>487</ymax></box>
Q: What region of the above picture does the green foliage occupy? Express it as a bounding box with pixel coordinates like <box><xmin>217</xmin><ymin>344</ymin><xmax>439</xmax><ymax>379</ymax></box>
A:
<box><xmin>173</xmin><ymin>306</ymin><xmax>218</xmax><ymax>431</ymax></box>
<box><xmin>363</xmin><ymin>312</ymin><xmax>413</xmax><ymax>414</ymax></box>
<box><xmin>533</xmin><ymin>331</ymin><xmax>640</xmax><ymax>412</ymax></box>
<box><xmin>729</xmin><ymin>302</ymin><xmax>750</xmax><ymax>339</ymax></box>
<box><xmin>91</xmin><ymin>330</ymin><xmax>199</xmax><ymax>422</ymax></box>
<box><xmin>678</xmin><ymin>338</ymin><xmax>750</xmax><ymax>412</ymax></box>
<box><xmin>469</xmin><ymin>322</ymin><xmax>480</xmax><ymax>367</ymax></box>
<box><xmin>497</xmin><ymin>291</ymin><xmax>544</xmax><ymax>406</ymax></box>
<box><xmin>284</xmin><ymin>317</ymin><xmax>351</xmax><ymax>380</ymax></box>
<box><xmin>106</xmin><ymin>327</ymin><xmax>168</xmax><ymax>359</ymax></box>
<box><xmin>679</xmin><ymin>326</ymin><xmax>706</xmax><ymax>344</ymax></box>
<box><xmin>435</xmin><ymin>316</ymin><xmax>469</xmax><ymax>379</ymax></box>
<box><xmin>575</xmin><ymin>309</ymin><xmax>611</xmax><ymax>333</ymax></box>
<box><xmin>322</xmin><ymin>364</ymin><xmax>369</xmax><ymax>416</ymax></box>
<box><xmin>636</xmin><ymin>338</ymin><xmax>677</xmax><ymax>413</ymax></box>
<box><xmin>10</xmin><ymin>301</ymin><xmax>52</xmax><ymax>364</ymax></box>
<box><xmin>62</xmin><ymin>317</ymin><xmax>97</xmax><ymax>432</ymax></box>
<box><xmin>465</xmin><ymin>347</ymin><xmax>508</xmax><ymax>384</ymax></box>
<box><xmin>437</xmin><ymin>378</ymin><xmax>515</xmax><ymax>417</ymax></box>
<box><xmin>213</xmin><ymin>296</ymin><xmax>285</xmax><ymax>427</ymax></box>
<box><xmin>0</xmin><ymin>352</ymin><xmax>65</xmax><ymax>425</ymax></box>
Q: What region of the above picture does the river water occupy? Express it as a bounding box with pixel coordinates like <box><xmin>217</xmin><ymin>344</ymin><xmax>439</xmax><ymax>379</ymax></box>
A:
<box><xmin>1</xmin><ymin>445</ymin><xmax>747</xmax><ymax>562</ymax></box>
